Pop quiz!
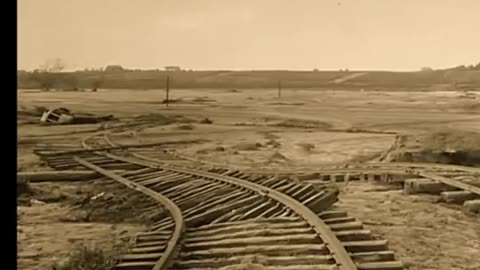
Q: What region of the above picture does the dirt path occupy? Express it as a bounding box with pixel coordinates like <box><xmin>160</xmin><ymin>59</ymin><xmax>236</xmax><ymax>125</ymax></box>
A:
<box><xmin>331</xmin><ymin>72</ymin><xmax>368</xmax><ymax>84</ymax></box>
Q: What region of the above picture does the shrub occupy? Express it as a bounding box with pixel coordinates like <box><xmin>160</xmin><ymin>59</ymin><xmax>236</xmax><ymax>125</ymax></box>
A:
<box><xmin>52</xmin><ymin>245</ymin><xmax>118</xmax><ymax>270</ymax></box>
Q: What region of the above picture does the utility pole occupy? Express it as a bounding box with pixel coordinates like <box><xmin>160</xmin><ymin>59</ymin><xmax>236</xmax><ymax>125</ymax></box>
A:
<box><xmin>165</xmin><ymin>76</ymin><xmax>170</xmax><ymax>107</ymax></box>
<box><xmin>278</xmin><ymin>80</ymin><xmax>282</xmax><ymax>98</ymax></box>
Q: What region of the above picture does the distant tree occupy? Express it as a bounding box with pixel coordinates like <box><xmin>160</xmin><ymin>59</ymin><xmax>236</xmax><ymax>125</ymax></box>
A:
<box><xmin>104</xmin><ymin>65</ymin><xmax>124</xmax><ymax>72</ymax></box>
<box><xmin>421</xmin><ymin>67</ymin><xmax>434</xmax><ymax>72</ymax></box>
<box><xmin>475</xmin><ymin>62</ymin><xmax>480</xmax><ymax>70</ymax></box>
<box><xmin>33</xmin><ymin>58</ymin><xmax>66</xmax><ymax>90</ymax></box>
<box><xmin>40</xmin><ymin>58</ymin><xmax>66</xmax><ymax>72</ymax></box>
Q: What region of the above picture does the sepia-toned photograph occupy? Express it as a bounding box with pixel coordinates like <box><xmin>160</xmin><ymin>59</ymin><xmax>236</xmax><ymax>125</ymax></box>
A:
<box><xmin>17</xmin><ymin>1</ymin><xmax>479</xmax><ymax>270</ymax></box>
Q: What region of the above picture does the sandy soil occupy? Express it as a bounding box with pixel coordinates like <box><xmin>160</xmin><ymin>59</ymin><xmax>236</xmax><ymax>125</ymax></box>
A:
<box><xmin>17</xmin><ymin>202</ymin><xmax>144</xmax><ymax>270</ymax></box>
<box><xmin>170</xmin><ymin>129</ymin><xmax>394</xmax><ymax>167</ymax></box>
<box><xmin>17</xmin><ymin>88</ymin><xmax>480</xmax><ymax>269</ymax></box>
<box><xmin>336</xmin><ymin>182</ymin><xmax>480</xmax><ymax>270</ymax></box>
<box><xmin>17</xmin><ymin>177</ymin><xmax>147</xmax><ymax>270</ymax></box>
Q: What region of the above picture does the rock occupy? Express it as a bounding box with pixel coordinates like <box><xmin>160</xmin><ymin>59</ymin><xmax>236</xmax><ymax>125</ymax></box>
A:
<box><xmin>59</xmin><ymin>211</ymin><xmax>89</xmax><ymax>222</ymax></box>
<box><xmin>199</xmin><ymin>118</ymin><xmax>213</xmax><ymax>124</ymax></box>
<box><xmin>440</xmin><ymin>191</ymin><xmax>478</xmax><ymax>204</ymax></box>
<box><xmin>404</xmin><ymin>178</ymin><xmax>457</xmax><ymax>195</ymax></box>
<box><xmin>233</xmin><ymin>143</ymin><xmax>260</xmax><ymax>151</ymax></box>
<box><xmin>30</xmin><ymin>199</ymin><xmax>46</xmax><ymax>205</ymax></box>
<box><xmin>463</xmin><ymin>199</ymin><xmax>480</xmax><ymax>213</ymax></box>
<box><xmin>177</xmin><ymin>124</ymin><xmax>194</xmax><ymax>130</ymax></box>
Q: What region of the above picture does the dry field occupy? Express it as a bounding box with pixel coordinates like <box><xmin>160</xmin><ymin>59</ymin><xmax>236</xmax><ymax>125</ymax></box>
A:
<box><xmin>17</xmin><ymin>88</ymin><xmax>480</xmax><ymax>269</ymax></box>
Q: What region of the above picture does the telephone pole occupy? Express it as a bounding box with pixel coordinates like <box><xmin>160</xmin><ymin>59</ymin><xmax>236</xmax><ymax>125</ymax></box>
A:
<box><xmin>165</xmin><ymin>76</ymin><xmax>170</xmax><ymax>107</ymax></box>
<box><xmin>278</xmin><ymin>80</ymin><xmax>282</xmax><ymax>98</ymax></box>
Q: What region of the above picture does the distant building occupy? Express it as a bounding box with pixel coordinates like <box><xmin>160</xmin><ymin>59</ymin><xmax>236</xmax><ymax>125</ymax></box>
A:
<box><xmin>105</xmin><ymin>65</ymin><xmax>124</xmax><ymax>72</ymax></box>
<box><xmin>165</xmin><ymin>66</ymin><xmax>181</xmax><ymax>71</ymax></box>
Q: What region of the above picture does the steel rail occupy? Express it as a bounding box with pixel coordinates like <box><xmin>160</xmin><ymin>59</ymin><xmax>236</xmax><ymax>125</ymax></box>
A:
<box><xmin>145</xmin><ymin>146</ymin><xmax>480</xmax><ymax>175</ymax></box>
<box><xmin>358</xmin><ymin>162</ymin><xmax>480</xmax><ymax>174</ymax></box>
<box><xmin>101</xmin><ymin>128</ymin><xmax>480</xmax><ymax>176</ymax></box>
<box><xmin>98</xmin><ymin>153</ymin><xmax>357</xmax><ymax>270</ymax></box>
<box><xmin>93</xmin><ymin>134</ymin><xmax>480</xmax><ymax>198</ymax></box>
<box><xmin>74</xmin><ymin>157</ymin><xmax>184</xmax><ymax>270</ymax></box>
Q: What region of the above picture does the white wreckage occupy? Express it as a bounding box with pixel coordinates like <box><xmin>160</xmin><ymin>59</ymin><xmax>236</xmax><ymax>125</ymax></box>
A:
<box><xmin>40</xmin><ymin>108</ymin><xmax>74</xmax><ymax>124</ymax></box>
<box><xmin>40</xmin><ymin>108</ymin><xmax>114</xmax><ymax>124</ymax></box>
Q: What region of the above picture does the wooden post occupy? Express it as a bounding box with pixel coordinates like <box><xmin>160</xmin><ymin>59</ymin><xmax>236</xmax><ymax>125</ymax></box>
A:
<box><xmin>278</xmin><ymin>80</ymin><xmax>282</xmax><ymax>98</ymax></box>
<box><xmin>165</xmin><ymin>76</ymin><xmax>170</xmax><ymax>107</ymax></box>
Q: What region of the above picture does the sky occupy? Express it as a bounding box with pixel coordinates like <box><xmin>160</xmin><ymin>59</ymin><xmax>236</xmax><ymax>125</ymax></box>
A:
<box><xmin>18</xmin><ymin>0</ymin><xmax>480</xmax><ymax>71</ymax></box>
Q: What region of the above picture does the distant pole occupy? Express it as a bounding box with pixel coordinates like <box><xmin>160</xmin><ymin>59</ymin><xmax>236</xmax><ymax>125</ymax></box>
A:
<box><xmin>165</xmin><ymin>76</ymin><xmax>170</xmax><ymax>107</ymax></box>
<box><xmin>278</xmin><ymin>80</ymin><xmax>282</xmax><ymax>98</ymax></box>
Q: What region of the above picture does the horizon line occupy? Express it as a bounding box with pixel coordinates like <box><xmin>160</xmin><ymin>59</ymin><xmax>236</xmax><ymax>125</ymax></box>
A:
<box><xmin>17</xmin><ymin>67</ymin><xmax>466</xmax><ymax>73</ymax></box>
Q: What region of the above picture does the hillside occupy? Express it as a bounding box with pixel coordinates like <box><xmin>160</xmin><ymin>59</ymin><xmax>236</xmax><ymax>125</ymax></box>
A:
<box><xmin>17</xmin><ymin>69</ymin><xmax>480</xmax><ymax>90</ymax></box>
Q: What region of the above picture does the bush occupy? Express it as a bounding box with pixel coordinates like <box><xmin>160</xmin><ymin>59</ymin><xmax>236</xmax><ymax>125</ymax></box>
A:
<box><xmin>52</xmin><ymin>245</ymin><xmax>118</xmax><ymax>270</ymax></box>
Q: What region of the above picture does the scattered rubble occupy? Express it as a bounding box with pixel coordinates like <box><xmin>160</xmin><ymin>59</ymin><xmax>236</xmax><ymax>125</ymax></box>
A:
<box><xmin>297</xmin><ymin>143</ymin><xmax>315</xmax><ymax>152</ymax></box>
<box><xmin>273</xmin><ymin>119</ymin><xmax>332</xmax><ymax>129</ymax></box>
<box><xmin>233</xmin><ymin>142</ymin><xmax>263</xmax><ymax>151</ymax></box>
<box><xmin>134</xmin><ymin>113</ymin><xmax>176</xmax><ymax>125</ymax></box>
<box><xmin>265</xmin><ymin>139</ymin><xmax>281</xmax><ymax>148</ymax></box>
<box><xmin>177</xmin><ymin>124</ymin><xmax>194</xmax><ymax>130</ymax></box>
<box><xmin>199</xmin><ymin>117</ymin><xmax>213</xmax><ymax>124</ymax></box>
<box><xmin>391</xmin><ymin>131</ymin><xmax>480</xmax><ymax>166</ymax></box>
<box><xmin>266</xmin><ymin>151</ymin><xmax>292</xmax><ymax>165</ymax></box>
<box><xmin>161</xmin><ymin>96</ymin><xmax>216</xmax><ymax>104</ymax></box>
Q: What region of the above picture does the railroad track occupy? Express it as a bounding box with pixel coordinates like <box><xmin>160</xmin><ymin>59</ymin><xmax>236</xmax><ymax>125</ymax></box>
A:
<box><xmin>34</xmin><ymin>130</ymin><xmax>480</xmax><ymax>214</ymax></box>
<box><xmin>100</xmin><ymin>133</ymin><xmax>480</xmax><ymax>212</ymax></box>
<box><xmin>33</xmin><ymin>135</ymin><xmax>405</xmax><ymax>270</ymax></box>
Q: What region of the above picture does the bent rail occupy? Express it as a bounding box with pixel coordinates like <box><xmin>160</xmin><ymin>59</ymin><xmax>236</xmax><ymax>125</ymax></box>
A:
<box><xmin>99</xmin><ymin>153</ymin><xmax>357</xmax><ymax>270</ymax></box>
<box><xmin>74</xmin><ymin>157</ymin><xmax>184</xmax><ymax>270</ymax></box>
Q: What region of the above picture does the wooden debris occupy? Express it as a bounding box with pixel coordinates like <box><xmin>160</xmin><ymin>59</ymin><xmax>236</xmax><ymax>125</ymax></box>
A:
<box><xmin>403</xmin><ymin>178</ymin><xmax>457</xmax><ymax>195</ymax></box>
<box><xmin>440</xmin><ymin>191</ymin><xmax>478</xmax><ymax>204</ymax></box>
<box><xmin>17</xmin><ymin>170</ymin><xmax>124</xmax><ymax>182</ymax></box>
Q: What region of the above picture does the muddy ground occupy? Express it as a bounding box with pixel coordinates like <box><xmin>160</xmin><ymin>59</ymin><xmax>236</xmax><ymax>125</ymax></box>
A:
<box><xmin>17</xmin><ymin>88</ymin><xmax>480</xmax><ymax>269</ymax></box>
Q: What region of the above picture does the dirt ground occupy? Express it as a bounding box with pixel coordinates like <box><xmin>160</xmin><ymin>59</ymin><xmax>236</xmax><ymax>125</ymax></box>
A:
<box><xmin>17</xmin><ymin>88</ymin><xmax>480</xmax><ymax>269</ymax></box>
<box><xmin>18</xmin><ymin>89</ymin><xmax>480</xmax><ymax>170</ymax></box>
<box><xmin>336</xmin><ymin>182</ymin><xmax>480</xmax><ymax>270</ymax></box>
<box><xmin>17</xmin><ymin>202</ymin><xmax>144</xmax><ymax>270</ymax></box>
<box><xmin>17</xmin><ymin>179</ymin><xmax>148</xmax><ymax>269</ymax></box>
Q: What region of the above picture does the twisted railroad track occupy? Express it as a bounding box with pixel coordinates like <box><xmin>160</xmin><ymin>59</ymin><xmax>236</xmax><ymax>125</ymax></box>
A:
<box><xmin>34</xmin><ymin>129</ymin><xmax>480</xmax><ymax>213</ymax></box>
<box><xmin>101</xmin><ymin>133</ymin><xmax>480</xmax><ymax>211</ymax></box>
<box><xmin>32</xmin><ymin>134</ymin><xmax>405</xmax><ymax>270</ymax></box>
